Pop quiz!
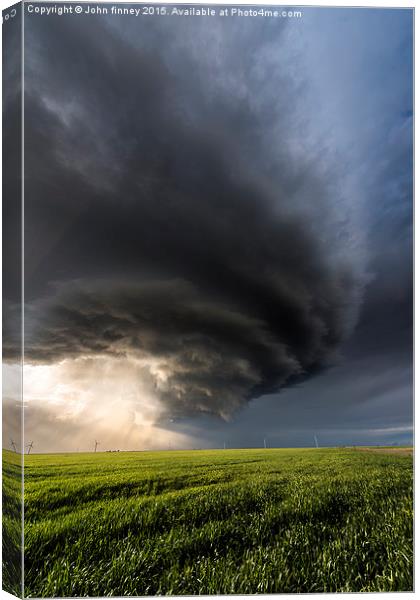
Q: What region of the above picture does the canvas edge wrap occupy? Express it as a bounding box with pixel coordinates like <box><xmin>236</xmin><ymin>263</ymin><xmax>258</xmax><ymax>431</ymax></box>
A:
<box><xmin>2</xmin><ymin>2</ymin><xmax>24</xmax><ymax>597</ymax></box>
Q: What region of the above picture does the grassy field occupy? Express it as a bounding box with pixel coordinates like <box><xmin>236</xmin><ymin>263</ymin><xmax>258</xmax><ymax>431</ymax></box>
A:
<box><xmin>2</xmin><ymin>449</ymin><xmax>22</xmax><ymax>597</ymax></box>
<box><xmin>5</xmin><ymin>447</ymin><xmax>414</xmax><ymax>596</ymax></box>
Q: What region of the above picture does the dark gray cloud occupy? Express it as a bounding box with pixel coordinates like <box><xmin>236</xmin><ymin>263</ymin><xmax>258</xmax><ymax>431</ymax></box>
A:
<box><xmin>3</xmin><ymin>4</ymin><xmax>23</xmax><ymax>454</ymax></box>
<box><xmin>4</xmin><ymin>9</ymin><xmax>411</xmax><ymax>444</ymax></box>
<box><xmin>16</xmin><ymin>261</ymin><xmax>357</xmax><ymax>419</ymax></box>
<box><xmin>9</xmin><ymin>11</ymin><xmax>368</xmax><ymax>420</ymax></box>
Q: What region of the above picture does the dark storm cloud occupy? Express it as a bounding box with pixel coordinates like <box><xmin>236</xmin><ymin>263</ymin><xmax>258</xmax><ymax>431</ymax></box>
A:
<box><xmin>3</xmin><ymin>2</ymin><xmax>22</xmax><ymax>341</ymax></box>
<box><xmin>13</xmin><ymin>11</ymin><xmax>367</xmax><ymax>419</ymax></box>
<box><xmin>19</xmin><ymin>261</ymin><xmax>357</xmax><ymax>419</ymax></box>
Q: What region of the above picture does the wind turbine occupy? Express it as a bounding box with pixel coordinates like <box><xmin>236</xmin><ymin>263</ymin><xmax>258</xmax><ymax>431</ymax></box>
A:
<box><xmin>94</xmin><ymin>440</ymin><xmax>100</xmax><ymax>453</ymax></box>
<box><xmin>10</xmin><ymin>438</ymin><xmax>17</xmax><ymax>453</ymax></box>
<box><xmin>314</xmin><ymin>435</ymin><xmax>319</xmax><ymax>449</ymax></box>
<box><xmin>264</xmin><ymin>438</ymin><xmax>267</xmax><ymax>449</ymax></box>
<box><xmin>27</xmin><ymin>441</ymin><xmax>34</xmax><ymax>455</ymax></box>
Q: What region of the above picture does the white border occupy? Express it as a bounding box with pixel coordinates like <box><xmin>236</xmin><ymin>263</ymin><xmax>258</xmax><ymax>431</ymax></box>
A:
<box><xmin>0</xmin><ymin>1</ymin><xmax>415</xmax><ymax>600</ymax></box>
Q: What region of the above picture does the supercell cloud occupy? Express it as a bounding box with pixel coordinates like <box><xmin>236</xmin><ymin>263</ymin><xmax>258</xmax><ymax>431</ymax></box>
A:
<box><xmin>4</xmin><ymin>11</ymin><xmax>367</xmax><ymax>421</ymax></box>
<box><xmin>4</xmin><ymin>8</ymin><xmax>412</xmax><ymax>450</ymax></box>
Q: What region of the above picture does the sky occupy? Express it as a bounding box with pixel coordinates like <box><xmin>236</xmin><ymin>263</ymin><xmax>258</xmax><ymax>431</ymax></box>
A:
<box><xmin>3</xmin><ymin>5</ymin><xmax>413</xmax><ymax>452</ymax></box>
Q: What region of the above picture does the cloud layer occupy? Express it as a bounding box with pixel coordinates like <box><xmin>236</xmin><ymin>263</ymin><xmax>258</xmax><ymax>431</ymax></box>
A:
<box><xmin>0</xmin><ymin>12</ymin><xmax>372</xmax><ymax>422</ymax></box>
<box><xmin>18</xmin><ymin>261</ymin><xmax>358</xmax><ymax>419</ymax></box>
<box><xmin>1</xmin><ymin>7</ymin><xmax>413</xmax><ymax>454</ymax></box>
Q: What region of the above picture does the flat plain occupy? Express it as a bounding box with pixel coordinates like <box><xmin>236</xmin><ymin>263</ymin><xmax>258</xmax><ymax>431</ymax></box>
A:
<box><xmin>3</xmin><ymin>447</ymin><xmax>414</xmax><ymax>596</ymax></box>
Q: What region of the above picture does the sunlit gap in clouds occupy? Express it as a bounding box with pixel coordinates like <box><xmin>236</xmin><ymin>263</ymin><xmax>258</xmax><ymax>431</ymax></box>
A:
<box><xmin>12</xmin><ymin>357</ymin><xmax>194</xmax><ymax>453</ymax></box>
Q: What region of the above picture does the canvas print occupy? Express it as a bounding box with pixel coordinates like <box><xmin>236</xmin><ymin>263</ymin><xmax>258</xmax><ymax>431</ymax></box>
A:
<box><xmin>2</xmin><ymin>1</ymin><xmax>413</xmax><ymax>597</ymax></box>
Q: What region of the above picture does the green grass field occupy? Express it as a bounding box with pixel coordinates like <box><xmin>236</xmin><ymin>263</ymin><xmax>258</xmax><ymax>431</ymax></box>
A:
<box><xmin>4</xmin><ymin>447</ymin><xmax>414</xmax><ymax>596</ymax></box>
